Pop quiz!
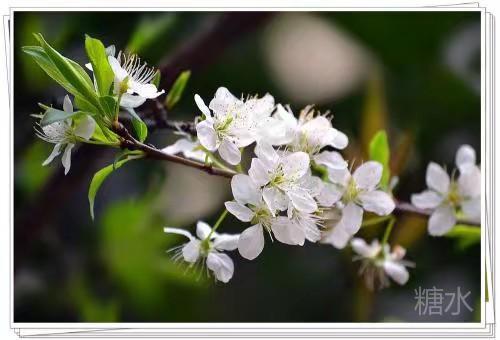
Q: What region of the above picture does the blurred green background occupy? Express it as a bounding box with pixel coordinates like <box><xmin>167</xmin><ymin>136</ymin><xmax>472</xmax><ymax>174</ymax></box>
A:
<box><xmin>13</xmin><ymin>11</ymin><xmax>481</xmax><ymax>322</ymax></box>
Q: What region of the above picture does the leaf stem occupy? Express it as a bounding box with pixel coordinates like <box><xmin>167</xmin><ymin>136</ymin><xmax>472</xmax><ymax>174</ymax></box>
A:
<box><xmin>361</xmin><ymin>215</ymin><xmax>391</xmax><ymax>228</ymax></box>
<box><xmin>207</xmin><ymin>209</ymin><xmax>229</xmax><ymax>240</ymax></box>
<box><xmin>381</xmin><ymin>216</ymin><xmax>396</xmax><ymax>245</ymax></box>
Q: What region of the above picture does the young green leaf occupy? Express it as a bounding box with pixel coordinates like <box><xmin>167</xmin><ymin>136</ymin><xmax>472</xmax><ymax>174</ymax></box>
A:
<box><xmin>151</xmin><ymin>70</ymin><xmax>161</xmax><ymax>88</ymax></box>
<box><xmin>165</xmin><ymin>70</ymin><xmax>190</xmax><ymax>110</ymax></box>
<box><xmin>39</xmin><ymin>106</ymin><xmax>81</xmax><ymax>126</ymax></box>
<box><xmin>125</xmin><ymin>108</ymin><xmax>148</xmax><ymax>142</ymax></box>
<box><xmin>85</xmin><ymin>35</ymin><xmax>114</xmax><ymax>96</ymax></box>
<box><xmin>369</xmin><ymin>130</ymin><xmax>390</xmax><ymax>190</ymax></box>
<box><xmin>88</xmin><ymin>154</ymin><xmax>142</xmax><ymax>220</ymax></box>
<box><xmin>445</xmin><ymin>224</ymin><xmax>481</xmax><ymax>250</ymax></box>
<box><xmin>99</xmin><ymin>95</ymin><xmax>118</xmax><ymax>121</ymax></box>
<box><xmin>32</xmin><ymin>33</ymin><xmax>98</xmax><ymax>106</ymax></box>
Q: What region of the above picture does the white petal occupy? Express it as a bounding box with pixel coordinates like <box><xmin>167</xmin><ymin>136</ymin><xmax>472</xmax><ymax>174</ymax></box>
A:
<box><xmin>287</xmin><ymin>187</ymin><xmax>317</xmax><ymax>213</ymax></box>
<box><xmin>456</xmin><ymin>144</ymin><xmax>476</xmax><ymax>171</ymax></box>
<box><xmin>206</xmin><ymin>252</ymin><xmax>234</xmax><ymax>283</ymax></box>
<box><xmin>282</xmin><ymin>151</ymin><xmax>309</xmax><ymax>180</ymax></box>
<box><xmin>351</xmin><ymin>238</ymin><xmax>379</xmax><ymax>257</ymax></box>
<box><xmin>63</xmin><ymin>95</ymin><xmax>73</xmax><ymax>113</ymax></box>
<box><xmin>163</xmin><ymin>227</ymin><xmax>194</xmax><ymax>240</ymax></box>
<box><xmin>271</xmin><ymin>217</ymin><xmax>305</xmax><ymax>246</ymax></box>
<box><xmin>428</xmin><ymin>204</ymin><xmax>456</xmax><ymax>236</ymax></box>
<box><xmin>231</xmin><ymin>174</ymin><xmax>261</xmax><ymax>205</ymax></box>
<box><xmin>330</xmin><ymin>129</ymin><xmax>348</xmax><ymax>149</ymax></box>
<box><xmin>194</xmin><ymin>94</ymin><xmax>211</xmax><ymax>117</ymax></box>
<box><xmin>218</xmin><ymin>139</ymin><xmax>241</xmax><ymax>165</ymax></box>
<box><xmin>426</xmin><ymin>162</ymin><xmax>450</xmax><ymax>195</ymax></box>
<box><xmin>209</xmin><ymin>87</ymin><xmax>241</xmax><ymax>114</ymax></box>
<box><xmin>196</xmin><ymin>221</ymin><xmax>212</xmax><ymax>240</ymax></box>
<box><xmin>238</xmin><ymin>224</ymin><xmax>265</xmax><ymax>260</ymax></box>
<box><xmin>411</xmin><ymin>190</ymin><xmax>443</xmax><ymax>209</ymax></box>
<box><xmin>120</xmin><ymin>93</ymin><xmax>147</xmax><ymax>108</ymax></box>
<box><xmin>105</xmin><ymin>45</ymin><xmax>116</xmax><ymax>56</ymax></box>
<box><xmin>74</xmin><ymin>115</ymin><xmax>96</xmax><ymax>140</ymax></box>
<box><xmin>162</xmin><ymin>138</ymin><xmax>196</xmax><ymax>155</ymax></box>
<box><xmin>225</xmin><ymin>201</ymin><xmax>254</xmax><ymax>222</ymax></box>
<box><xmin>196</xmin><ymin>120</ymin><xmax>217</xmax><ymax>151</ymax></box>
<box><xmin>458</xmin><ymin>165</ymin><xmax>481</xmax><ymax>198</ymax></box>
<box><xmin>61</xmin><ymin>143</ymin><xmax>74</xmax><ymax>175</ymax></box>
<box><xmin>339</xmin><ymin>202</ymin><xmax>363</xmax><ymax>234</ymax></box>
<box><xmin>248</xmin><ymin>158</ymin><xmax>271</xmax><ymax>187</ymax></box>
<box><xmin>383</xmin><ymin>261</ymin><xmax>409</xmax><ymax>285</ymax></box>
<box><xmin>317</xmin><ymin>182</ymin><xmax>343</xmax><ymax>206</ymax></box>
<box><xmin>359</xmin><ymin>190</ymin><xmax>395</xmax><ymax>216</ymax></box>
<box><xmin>108</xmin><ymin>56</ymin><xmax>128</xmax><ymax>81</ymax></box>
<box><xmin>262</xmin><ymin>187</ymin><xmax>288</xmax><ymax>213</ymax></box>
<box><xmin>314</xmin><ymin>151</ymin><xmax>347</xmax><ymax>170</ymax></box>
<box><xmin>42</xmin><ymin>143</ymin><xmax>62</xmax><ymax>166</ymax></box>
<box><xmin>328</xmin><ymin>167</ymin><xmax>351</xmax><ymax>187</ymax></box>
<box><xmin>254</xmin><ymin>142</ymin><xmax>279</xmax><ymax>168</ymax></box>
<box><xmin>353</xmin><ymin>161</ymin><xmax>383</xmax><ymax>190</ymax></box>
<box><xmin>130</xmin><ymin>82</ymin><xmax>164</xmax><ymax>99</ymax></box>
<box><xmin>322</xmin><ymin>225</ymin><xmax>351</xmax><ymax>249</ymax></box>
<box><xmin>213</xmin><ymin>234</ymin><xmax>240</xmax><ymax>251</ymax></box>
<box><xmin>182</xmin><ymin>239</ymin><xmax>201</xmax><ymax>263</ymax></box>
<box><xmin>461</xmin><ymin>199</ymin><xmax>481</xmax><ymax>222</ymax></box>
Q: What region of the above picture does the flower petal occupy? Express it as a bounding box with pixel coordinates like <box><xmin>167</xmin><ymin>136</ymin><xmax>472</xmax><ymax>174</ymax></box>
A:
<box><xmin>461</xmin><ymin>198</ymin><xmax>481</xmax><ymax>222</ymax></box>
<box><xmin>108</xmin><ymin>56</ymin><xmax>128</xmax><ymax>81</ymax></box>
<box><xmin>271</xmin><ymin>217</ymin><xmax>305</xmax><ymax>246</ymax></box>
<box><xmin>230</xmin><ymin>174</ymin><xmax>261</xmax><ymax>205</ymax></box>
<box><xmin>42</xmin><ymin>143</ymin><xmax>62</xmax><ymax>166</ymax></box>
<box><xmin>196</xmin><ymin>221</ymin><xmax>212</xmax><ymax>240</ymax></box>
<box><xmin>353</xmin><ymin>161</ymin><xmax>383</xmax><ymax>190</ymax></box>
<box><xmin>225</xmin><ymin>201</ymin><xmax>254</xmax><ymax>222</ymax></box>
<box><xmin>248</xmin><ymin>158</ymin><xmax>271</xmax><ymax>187</ymax></box>
<box><xmin>428</xmin><ymin>204</ymin><xmax>456</xmax><ymax>236</ymax></box>
<box><xmin>330</xmin><ymin>129</ymin><xmax>348</xmax><ymax>149</ymax></box>
<box><xmin>321</xmin><ymin>225</ymin><xmax>351</xmax><ymax>249</ymax></box>
<box><xmin>74</xmin><ymin>115</ymin><xmax>96</xmax><ymax>140</ymax></box>
<box><xmin>383</xmin><ymin>261</ymin><xmax>409</xmax><ymax>285</ymax></box>
<box><xmin>426</xmin><ymin>162</ymin><xmax>450</xmax><ymax>195</ymax></box>
<box><xmin>163</xmin><ymin>227</ymin><xmax>194</xmax><ymax>240</ymax></box>
<box><xmin>458</xmin><ymin>165</ymin><xmax>481</xmax><ymax>198</ymax></box>
<box><xmin>262</xmin><ymin>187</ymin><xmax>288</xmax><ymax>213</ymax></box>
<box><xmin>61</xmin><ymin>143</ymin><xmax>74</xmax><ymax>175</ymax></box>
<box><xmin>213</xmin><ymin>234</ymin><xmax>240</xmax><ymax>251</ymax></box>
<box><xmin>206</xmin><ymin>252</ymin><xmax>234</xmax><ymax>283</ymax></box>
<box><xmin>63</xmin><ymin>95</ymin><xmax>73</xmax><ymax>113</ymax></box>
<box><xmin>359</xmin><ymin>190</ymin><xmax>395</xmax><ymax>216</ymax></box>
<box><xmin>218</xmin><ymin>139</ymin><xmax>241</xmax><ymax>165</ymax></box>
<box><xmin>287</xmin><ymin>187</ymin><xmax>317</xmax><ymax>213</ymax></box>
<box><xmin>209</xmin><ymin>87</ymin><xmax>241</xmax><ymax>114</ymax></box>
<box><xmin>411</xmin><ymin>190</ymin><xmax>443</xmax><ymax>209</ymax></box>
<box><xmin>314</xmin><ymin>151</ymin><xmax>347</xmax><ymax>170</ymax></box>
<box><xmin>238</xmin><ymin>224</ymin><xmax>265</xmax><ymax>260</ymax></box>
<box><xmin>120</xmin><ymin>93</ymin><xmax>147</xmax><ymax>108</ymax></box>
<box><xmin>254</xmin><ymin>142</ymin><xmax>279</xmax><ymax>168</ymax></box>
<box><xmin>196</xmin><ymin>120</ymin><xmax>217</xmax><ymax>151</ymax></box>
<box><xmin>282</xmin><ymin>151</ymin><xmax>309</xmax><ymax>180</ymax></box>
<box><xmin>456</xmin><ymin>144</ymin><xmax>476</xmax><ymax>171</ymax></box>
<box><xmin>182</xmin><ymin>239</ymin><xmax>201</xmax><ymax>263</ymax></box>
<box><xmin>351</xmin><ymin>238</ymin><xmax>380</xmax><ymax>258</ymax></box>
<box><xmin>317</xmin><ymin>182</ymin><xmax>343</xmax><ymax>206</ymax></box>
<box><xmin>130</xmin><ymin>82</ymin><xmax>164</xmax><ymax>99</ymax></box>
<box><xmin>339</xmin><ymin>202</ymin><xmax>363</xmax><ymax>234</ymax></box>
<box><xmin>194</xmin><ymin>94</ymin><xmax>211</xmax><ymax>117</ymax></box>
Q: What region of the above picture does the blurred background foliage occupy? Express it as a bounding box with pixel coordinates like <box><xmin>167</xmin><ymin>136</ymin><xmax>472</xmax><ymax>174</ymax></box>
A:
<box><xmin>14</xmin><ymin>11</ymin><xmax>481</xmax><ymax>322</ymax></box>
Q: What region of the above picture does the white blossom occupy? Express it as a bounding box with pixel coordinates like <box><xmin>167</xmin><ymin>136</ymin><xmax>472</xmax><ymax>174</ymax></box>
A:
<box><xmin>351</xmin><ymin>238</ymin><xmax>413</xmax><ymax>290</ymax></box>
<box><xmin>36</xmin><ymin>95</ymin><xmax>96</xmax><ymax>175</ymax></box>
<box><xmin>108</xmin><ymin>50</ymin><xmax>164</xmax><ymax>108</ymax></box>
<box><xmin>164</xmin><ymin>221</ymin><xmax>239</xmax><ymax>283</ymax></box>
<box><xmin>194</xmin><ymin>87</ymin><xmax>275</xmax><ymax>165</ymax></box>
<box><xmin>162</xmin><ymin>137</ymin><xmax>206</xmax><ymax>162</ymax></box>
<box><xmin>249</xmin><ymin>142</ymin><xmax>317</xmax><ymax>214</ymax></box>
<box><xmin>271</xmin><ymin>104</ymin><xmax>348</xmax><ymax>157</ymax></box>
<box><xmin>325</xmin><ymin>161</ymin><xmax>395</xmax><ymax>237</ymax></box>
<box><xmin>411</xmin><ymin>145</ymin><xmax>480</xmax><ymax>236</ymax></box>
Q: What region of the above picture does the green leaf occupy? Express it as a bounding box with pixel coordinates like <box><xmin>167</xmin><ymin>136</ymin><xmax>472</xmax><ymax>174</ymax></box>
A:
<box><xmin>98</xmin><ymin>95</ymin><xmax>118</xmax><ymax>121</ymax></box>
<box><xmin>88</xmin><ymin>155</ymin><xmax>141</xmax><ymax>220</ymax></box>
<box><xmin>369</xmin><ymin>130</ymin><xmax>390</xmax><ymax>189</ymax></box>
<box><xmin>31</xmin><ymin>34</ymin><xmax>98</xmax><ymax>106</ymax></box>
<box><xmin>85</xmin><ymin>35</ymin><xmax>114</xmax><ymax>96</ymax></box>
<box><xmin>39</xmin><ymin>106</ymin><xmax>80</xmax><ymax>126</ymax></box>
<box><xmin>445</xmin><ymin>224</ymin><xmax>481</xmax><ymax>250</ymax></box>
<box><xmin>165</xmin><ymin>70</ymin><xmax>190</xmax><ymax>110</ymax></box>
<box><xmin>125</xmin><ymin>108</ymin><xmax>148</xmax><ymax>142</ymax></box>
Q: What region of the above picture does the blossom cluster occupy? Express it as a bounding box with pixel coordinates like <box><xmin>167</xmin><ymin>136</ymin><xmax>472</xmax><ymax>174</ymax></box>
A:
<box><xmin>25</xmin><ymin>38</ymin><xmax>480</xmax><ymax>290</ymax></box>
<box><xmin>164</xmin><ymin>87</ymin><xmax>401</xmax><ymax>285</ymax></box>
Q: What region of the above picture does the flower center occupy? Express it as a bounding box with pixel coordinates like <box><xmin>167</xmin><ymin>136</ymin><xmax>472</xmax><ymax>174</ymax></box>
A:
<box><xmin>446</xmin><ymin>181</ymin><xmax>462</xmax><ymax>206</ymax></box>
<box><xmin>344</xmin><ymin>178</ymin><xmax>359</xmax><ymax>202</ymax></box>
